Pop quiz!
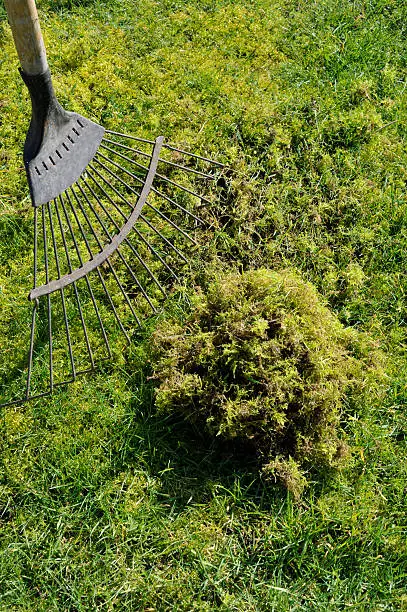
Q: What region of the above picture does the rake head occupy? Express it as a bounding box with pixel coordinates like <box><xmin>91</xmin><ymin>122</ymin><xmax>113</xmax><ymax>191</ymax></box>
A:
<box><xmin>1</xmin><ymin>72</ymin><xmax>223</xmax><ymax>407</ymax></box>
<box><xmin>22</xmin><ymin>69</ymin><xmax>105</xmax><ymax>206</ymax></box>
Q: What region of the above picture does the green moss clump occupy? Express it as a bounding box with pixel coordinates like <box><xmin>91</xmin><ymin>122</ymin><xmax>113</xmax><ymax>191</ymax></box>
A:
<box><xmin>151</xmin><ymin>268</ymin><xmax>384</xmax><ymax>496</ymax></box>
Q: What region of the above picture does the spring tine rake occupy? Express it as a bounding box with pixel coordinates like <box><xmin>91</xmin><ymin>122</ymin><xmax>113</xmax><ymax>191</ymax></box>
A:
<box><xmin>0</xmin><ymin>0</ymin><xmax>224</xmax><ymax>407</ymax></box>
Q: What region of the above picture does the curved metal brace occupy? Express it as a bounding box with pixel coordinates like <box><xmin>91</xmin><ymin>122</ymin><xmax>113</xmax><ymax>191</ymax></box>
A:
<box><xmin>29</xmin><ymin>136</ymin><xmax>164</xmax><ymax>301</ymax></box>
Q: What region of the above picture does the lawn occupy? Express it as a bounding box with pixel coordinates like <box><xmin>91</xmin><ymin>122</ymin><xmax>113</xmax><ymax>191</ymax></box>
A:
<box><xmin>0</xmin><ymin>0</ymin><xmax>406</xmax><ymax>609</ymax></box>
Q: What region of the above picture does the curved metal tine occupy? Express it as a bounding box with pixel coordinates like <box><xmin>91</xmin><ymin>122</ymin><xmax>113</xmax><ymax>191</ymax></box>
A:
<box><xmin>93</xmin><ymin>156</ymin><xmax>198</xmax><ymax>245</ymax></box>
<box><xmin>64</xmin><ymin>191</ymin><xmax>113</xmax><ymax>358</ymax></box>
<box><xmin>94</xmin><ymin>153</ymin><xmax>203</xmax><ymax>224</ymax></box>
<box><xmin>96</xmin><ymin>154</ymin><xmax>204</xmax><ymax>223</ymax></box>
<box><xmin>104</xmin><ymin>130</ymin><xmax>225</xmax><ymax>167</ymax></box>
<box><xmin>67</xmin><ymin>188</ymin><xmax>131</xmax><ymax>344</ymax></box>
<box><xmin>161</xmin><ymin>144</ymin><xmax>225</xmax><ymax>168</ymax></box>
<box><xmin>95</xmin><ymin>153</ymin><xmax>204</xmax><ymax>223</ymax></box>
<box><xmin>68</xmin><ymin>184</ymin><xmax>142</xmax><ymax>329</ymax></box>
<box><xmin>89</xmin><ymin>162</ymin><xmax>192</xmax><ymax>267</ymax></box>
<box><xmin>105</xmin><ymin>130</ymin><xmax>155</xmax><ymax>145</ymax></box>
<box><xmin>89</xmin><ymin>162</ymin><xmax>186</xmax><ymax>260</ymax></box>
<box><xmin>138</xmin><ymin>213</ymin><xmax>187</xmax><ymax>265</ymax></box>
<box><xmin>102</xmin><ymin>137</ymin><xmax>215</xmax><ymax>179</ymax></box>
<box><xmin>26</xmin><ymin>208</ymin><xmax>39</xmax><ymax>400</ymax></box>
<box><xmin>98</xmin><ymin>144</ymin><xmax>212</xmax><ymax>204</ymax></box>
<box><xmin>55</xmin><ymin>196</ymin><xmax>95</xmax><ymax>368</ymax></box>
<box><xmin>42</xmin><ymin>205</ymin><xmax>54</xmax><ymax>393</ymax></box>
<box><xmin>69</xmin><ymin>185</ymin><xmax>153</xmax><ymax>324</ymax></box>
<box><xmin>26</xmin><ymin>303</ymin><xmax>38</xmax><ymax>400</ymax></box>
<box><xmin>8</xmin><ymin>390</ymin><xmax>50</xmax><ymax>408</ymax></box>
<box><xmin>150</xmin><ymin>186</ymin><xmax>203</xmax><ymax>224</ymax></box>
<box><xmin>87</xmin><ymin>166</ymin><xmax>186</xmax><ymax>270</ymax></box>
<box><xmin>47</xmin><ymin>201</ymin><xmax>76</xmax><ymax>380</ymax></box>
<box><xmin>80</xmin><ymin>172</ymin><xmax>167</xmax><ymax>298</ymax></box>
<box><xmin>145</xmin><ymin>201</ymin><xmax>197</xmax><ymax>245</ymax></box>
<box><xmin>77</xmin><ymin>177</ymin><xmax>159</xmax><ymax>310</ymax></box>
<box><xmin>78</xmin><ymin>176</ymin><xmax>164</xmax><ymax>304</ymax></box>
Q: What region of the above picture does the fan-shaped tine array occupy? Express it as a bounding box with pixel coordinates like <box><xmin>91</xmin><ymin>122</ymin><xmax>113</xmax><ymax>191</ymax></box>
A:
<box><xmin>0</xmin><ymin>134</ymin><xmax>223</xmax><ymax>407</ymax></box>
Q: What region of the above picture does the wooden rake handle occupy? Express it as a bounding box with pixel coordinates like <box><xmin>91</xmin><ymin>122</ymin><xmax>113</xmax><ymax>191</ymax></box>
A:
<box><xmin>3</xmin><ymin>0</ymin><xmax>49</xmax><ymax>75</ymax></box>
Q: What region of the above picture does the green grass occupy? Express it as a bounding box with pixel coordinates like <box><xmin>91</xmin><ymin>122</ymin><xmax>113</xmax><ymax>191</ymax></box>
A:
<box><xmin>0</xmin><ymin>0</ymin><xmax>407</xmax><ymax>609</ymax></box>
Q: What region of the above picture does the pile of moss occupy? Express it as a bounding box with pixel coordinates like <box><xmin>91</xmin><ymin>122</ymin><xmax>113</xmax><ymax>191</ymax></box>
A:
<box><xmin>151</xmin><ymin>268</ymin><xmax>383</xmax><ymax>496</ymax></box>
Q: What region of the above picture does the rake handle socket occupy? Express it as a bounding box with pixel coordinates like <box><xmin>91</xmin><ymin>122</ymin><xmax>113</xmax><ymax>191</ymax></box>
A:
<box><xmin>4</xmin><ymin>0</ymin><xmax>48</xmax><ymax>75</ymax></box>
<box><xmin>20</xmin><ymin>68</ymin><xmax>62</xmax><ymax>163</ymax></box>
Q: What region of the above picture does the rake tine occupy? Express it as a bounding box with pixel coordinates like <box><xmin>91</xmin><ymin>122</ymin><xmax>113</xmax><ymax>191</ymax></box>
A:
<box><xmin>98</xmin><ymin>145</ymin><xmax>212</xmax><ymax>204</ymax></box>
<box><xmin>87</xmin><ymin>166</ymin><xmax>187</xmax><ymax>268</ymax></box>
<box><xmin>79</xmin><ymin>176</ymin><xmax>166</xmax><ymax>300</ymax></box>
<box><xmin>97</xmin><ymin>149</ymin><xmax>152</xmax><ymax>185</ymax></box>
<box><xmin>86</xmin><ymin>167</ymin><xmax>130</xmax><ymax>221</ymax></box>
<box><xmin>94</xmin><ymin>154</ymin><xmax>203</xmax><ymax>224</ymax></box>
<box><xmin>26</xmin><ymin>207</ymin><xmax>39</xmax><ymax>400</ymax></box>
<box><xmin>150</xmin><ymin>186</ymin><xmax>204</xmax><ymax>224</ymax></box>
<box><xmin>117</xmin><ymin>246</ymin><xmax>158</xmax><ymax>313</ymax></box>
<box><xmin>162</xmin><ymin>144</ymin><xmax>225</xmax><ymax>167</ymax></box>
<box><xmin>55</xmin><ymin>195</ymin><xmax>95</xmax><ymax>368</ymax></box>
<box><xmin>65</xmin><ymin>189</ymin><xmax>99</xmax><ymax>255</ymax></box>
<box><xmin>97</xmin><ymin>268</ymin><xmax>131</xmax><ymax>343</ymax></box>
<box><xmin>82</xmin><ymin>169</ymin><xmax>131</xmax><ymax>229</ymax></box>
<box><xmin>139</xmin><ymin>213</ymin><xmax>188</xmax><ymax>264</ymax></box>
<box><xmin>26</xmin><ymin>302</ymin><xmax>38</xmax><ymax>400</ymax></box>
<box><xmin>81</xmin><ymin>172</ymin><xmax>168</xmax><ymax>298</ymax></box>
<box><xmin>71</xmin><ymin>180</ymin><xmax>158</xmax><ymax>312</ymax></box>
<box><xmin>65</xmin><ymin>189</ymin><xmax>131</xmax><ymax>343</ymax></box>
<box><xmin>47</xmin><ymin>201</ymin><xmax>76</xmax><ymax>380</ymax></box>
<box><xmin>105</xmin><ymin>130</ymin><xmax>154</xmax><ymax>145</ymax></box>
<box><xmin>69</xmin><ymin>183</ymin><xmax>143</xmax><ymax>329</ymax></box>
<box><xmin>104</xmin><ymin>261</ymin><xmax>142</xmax><ymax>328</ymax></box>
<box><xmin>105</xmin><ymin>130</ymin><xmax>225</xmax><ymax>167</ymax></box>
<box><xmin>102</xmin><ymin>137</ymin><xmax>215</xmax><ymax>179</ymax></box>
<box><xmin>94</xmin><ymin>155</ymin><xmax>203</xmax><ymax>223</ymax></box>
<box><xmin>91</xmin><ymin>156</ymin><xmax>142</xmax><ymax>194</ymax></box>
<box><xmin>42</xmin><ymin>205</ymin><xmax>54</xmax><ymax>393</ymax></box>
<box><xmin>144</xmin><ymin>201</ymin><xmax>197</xmax><ymax>245</ymax></box>
<box><xmin>64</xmin><ymin>191</ymin><xmax>113</xmax><ymax>357</ymax></box>
<box><xmin>92</xmin><ymin>157</ymin><xmax>198</xmax><ymax>245</ymax></box>
<box><xmin>66</xmin><ymin>185</ymin><xmax>141</xmax><ymax>327</ymax></box>
<box><xmin>69</xmin><ymin>187</ymin><xmax>131</xmax><ymax>344</ymax></box>
<box><xmin>73</xmin><ymin>180</ymin><xmax>157</xmax><ymax>313</ymax></box>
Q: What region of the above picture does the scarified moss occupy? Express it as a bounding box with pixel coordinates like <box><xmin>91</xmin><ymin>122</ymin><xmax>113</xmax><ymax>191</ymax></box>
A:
<box><xmin>151</xmin><ymin>268</ymin><xmax>384</xmax><ymax>495</ymax></box>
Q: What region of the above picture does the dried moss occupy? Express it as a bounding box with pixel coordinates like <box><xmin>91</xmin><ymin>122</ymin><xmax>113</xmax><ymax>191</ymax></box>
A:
<box><xmin>151</xmin><ymin>268</ymin><xmax>384</xmax><ymax>495</ymax></box>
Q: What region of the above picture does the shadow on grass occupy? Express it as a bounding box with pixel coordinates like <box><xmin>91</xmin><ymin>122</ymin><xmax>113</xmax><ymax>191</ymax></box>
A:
<box><xmin>127</xmin><ymin>412</ymin><xmax>341</xmax><ymax>512</ymax></box>
<box><xmin>109</xmin><ymin>377</ymin><xmax>290</xmax><ymax>513</ymax></box>
<box><xmin>111</xmin><ymin>353</ymin><xmax>343</xmax><ymax>512</ymax></box>
<box><xmin>148</xmin><ymin>427</ymin><xmax>279</xmax><ymax>509</ymax></box>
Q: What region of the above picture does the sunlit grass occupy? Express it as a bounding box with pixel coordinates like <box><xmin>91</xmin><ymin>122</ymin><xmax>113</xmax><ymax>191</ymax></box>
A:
<box><xmin>0</xmin><ymin>0</ymin><xmax>406</xmax><ymax>609</ymax></box>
